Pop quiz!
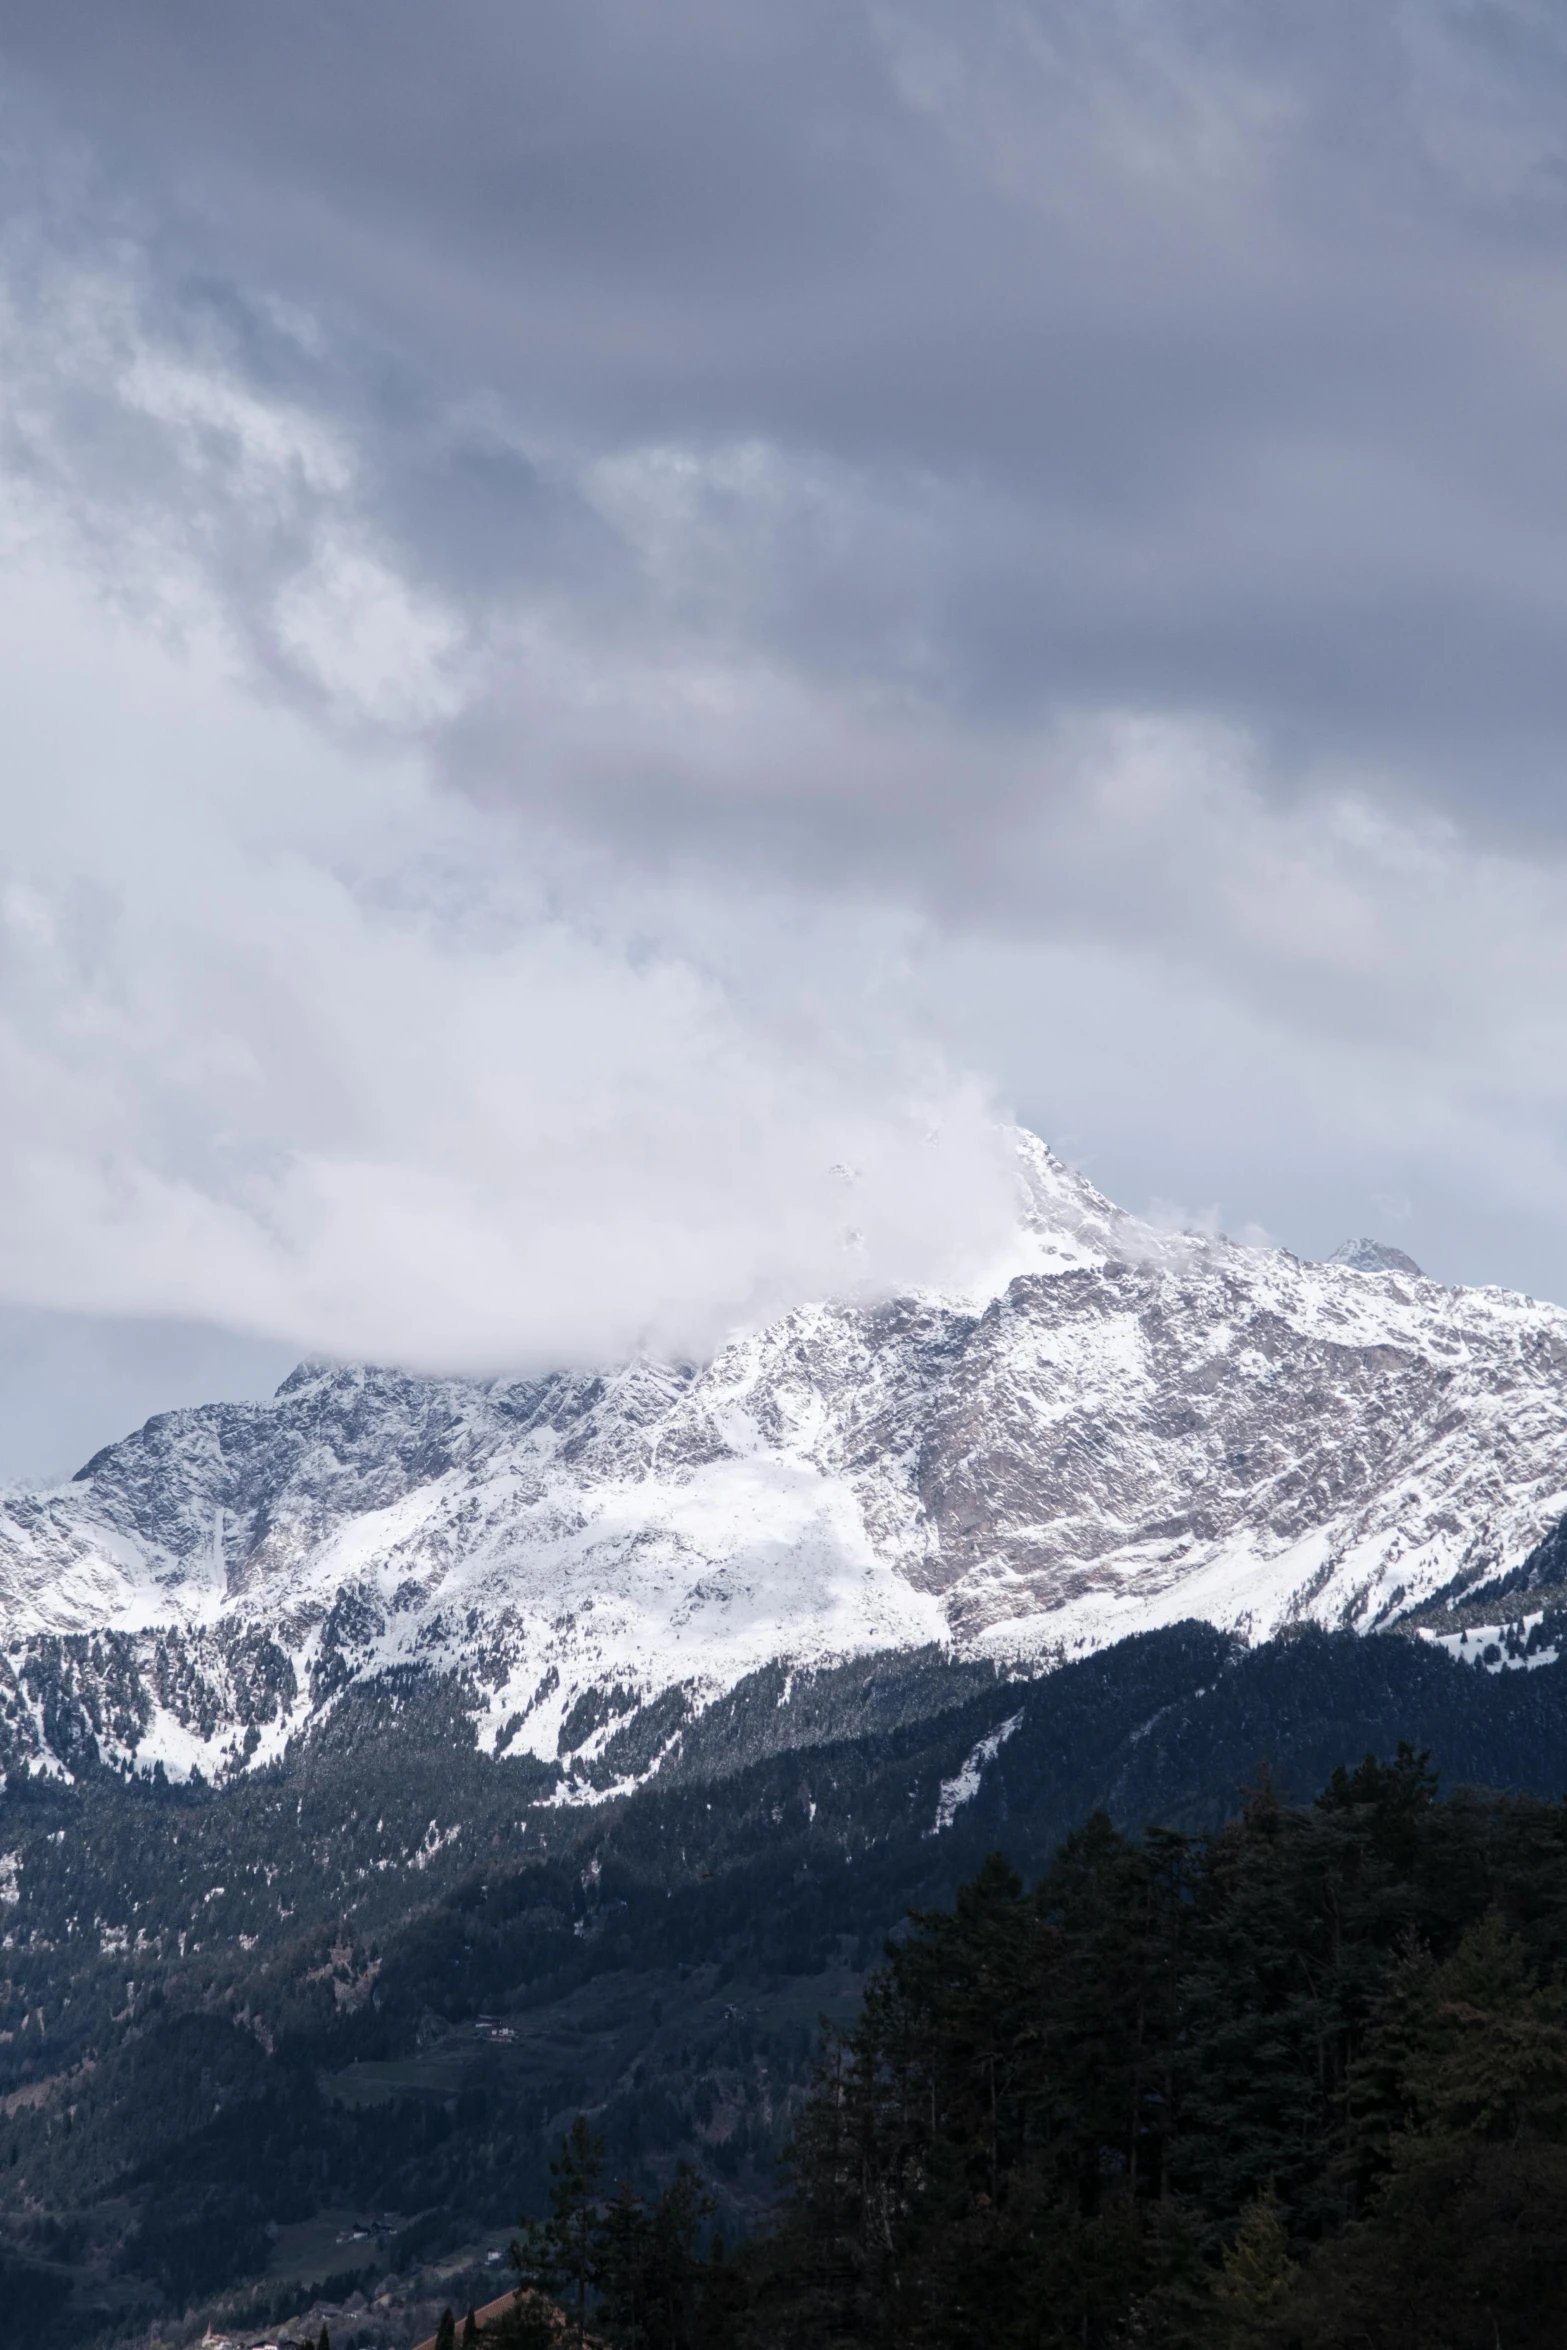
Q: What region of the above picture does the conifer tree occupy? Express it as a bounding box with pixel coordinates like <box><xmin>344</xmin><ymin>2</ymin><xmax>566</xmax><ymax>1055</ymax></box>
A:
<box><xmin>1214</xmin><ymin>2188</ymin><xmax>1296</xmax><ymax>2341</ymax></box>
<box><xmin>511</xmin><ymin>2115</ymin><xmax>606</xmax><ymax>2346</ymax></box>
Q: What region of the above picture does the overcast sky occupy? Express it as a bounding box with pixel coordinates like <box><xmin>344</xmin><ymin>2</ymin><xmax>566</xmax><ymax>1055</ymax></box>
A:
<box><xmin>3</xmin><ymin>1</ymin><xmax>1567</xmax><ymax>1477</ymax></box>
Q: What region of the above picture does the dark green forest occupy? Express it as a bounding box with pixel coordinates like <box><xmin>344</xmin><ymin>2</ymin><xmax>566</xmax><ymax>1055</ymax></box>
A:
<box><xmin>5</xmin><ymin>1618</ymin><xmax>1567</xmax><ymax>2344</ymax></box>
<box><xmin>510</xmin><ymin>1752</ymin><xmax>1567</xmax><ymax>2349</ymax></box>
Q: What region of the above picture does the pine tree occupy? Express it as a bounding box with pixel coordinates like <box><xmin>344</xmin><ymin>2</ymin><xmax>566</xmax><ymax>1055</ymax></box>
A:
<box><xmin>434</xmin><ymin>2309</ymin><xmax>456</xmax><ymax>2350</ymax></box>
<box><xmin>1214</xmin><ymin>2187</ymin><xmax>1296</xmax><ymax>2341</ymax></box>
<box><xmin>462</xmin><ymin>2308</ymin><xmax>478</xmax><ymax>2348</ymax></box>
<box><xmin>511</xmin><ymin>2116</ymin><xmax>607</xmax><ymax>2346</ymax></box>
<box><xmin>595</xmin><ymin>2163</ymin><xmax>715</xmax><ymax>2350</ymax></box>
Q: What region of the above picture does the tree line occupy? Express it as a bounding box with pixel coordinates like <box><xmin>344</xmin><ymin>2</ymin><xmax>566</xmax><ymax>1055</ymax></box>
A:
<box><xmin>495</xmin><ymin>1749</ymin><xmax>1567</xmax><ymax>2347</ymax></box>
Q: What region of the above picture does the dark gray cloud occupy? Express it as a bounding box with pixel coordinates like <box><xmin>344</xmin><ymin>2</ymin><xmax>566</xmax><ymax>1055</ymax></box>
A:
<box><xmin>9</xmin><ymin>0</ymin><xmax>1567</xmax><ymax>850</ymax></box>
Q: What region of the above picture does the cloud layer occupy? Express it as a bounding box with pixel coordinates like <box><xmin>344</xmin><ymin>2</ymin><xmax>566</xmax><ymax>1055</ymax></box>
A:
<box><xmin>12</xmin><ymin>0</ymin><xmax>1567</xmax><ymax>819</ymax></box>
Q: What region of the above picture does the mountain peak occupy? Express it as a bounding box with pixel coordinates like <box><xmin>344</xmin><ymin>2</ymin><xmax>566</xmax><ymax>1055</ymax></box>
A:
<box><xmin>1328</xmin><ymin>1237</ymin><xmax>1424</xmax><ymax>1277</ymax></box>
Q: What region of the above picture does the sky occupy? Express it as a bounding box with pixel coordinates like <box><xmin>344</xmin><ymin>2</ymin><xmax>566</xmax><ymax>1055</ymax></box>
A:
<box><xmin>4</xmin><ymin>1</ymin><xmax>1567</xmax><ymax>1476</ymax></box>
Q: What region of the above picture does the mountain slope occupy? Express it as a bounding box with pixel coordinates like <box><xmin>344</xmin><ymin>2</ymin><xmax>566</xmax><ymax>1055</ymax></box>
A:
<box><xmin>9</xmin><ymin>1624</ymin><xmax>1567</xmax><ymax>2345</ymax></box>
<box><xmin>1</xmin><ymin>1133</ymin><xmax>1565</xmax><ymax>1781</ymax></box>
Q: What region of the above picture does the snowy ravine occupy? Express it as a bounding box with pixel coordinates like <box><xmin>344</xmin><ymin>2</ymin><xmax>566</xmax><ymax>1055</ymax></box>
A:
<box><xmin>1</xmin><ymin>1131</ymin><xmax>1566</xmax><ymax>1784</ymax></box>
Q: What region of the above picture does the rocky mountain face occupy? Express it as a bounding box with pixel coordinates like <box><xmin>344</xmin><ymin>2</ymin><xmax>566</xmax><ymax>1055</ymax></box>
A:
<box><xmin>2</xmin><ymin>1132</ymin><xmax>1565</xmax><ymax>1784</ymax></box>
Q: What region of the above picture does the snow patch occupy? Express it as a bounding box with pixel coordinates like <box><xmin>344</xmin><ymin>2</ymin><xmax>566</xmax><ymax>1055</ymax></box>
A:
<box><xmin>931</xmin><ymin>1712</ymin><xmax>1023</xmax><ymax>1834</ymax></box>
<box><xmin>1417</xmin><ymin>1617</ymin><xmax>1562</xmax><ymax>1673</ymax></box>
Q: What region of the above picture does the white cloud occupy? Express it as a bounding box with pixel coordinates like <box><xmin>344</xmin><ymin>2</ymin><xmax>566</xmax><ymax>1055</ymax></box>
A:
<box><xmin>0</xmin><ymin>482</ymin><xmax>1018</xmax><ymax>1371</ymax></box>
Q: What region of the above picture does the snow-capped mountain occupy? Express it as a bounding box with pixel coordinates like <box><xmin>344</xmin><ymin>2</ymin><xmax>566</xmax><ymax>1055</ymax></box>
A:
<box><xmin>2</xmin><ymin>1132</ymin><xmax>1565</xmax><ymax>1783</ymax></box>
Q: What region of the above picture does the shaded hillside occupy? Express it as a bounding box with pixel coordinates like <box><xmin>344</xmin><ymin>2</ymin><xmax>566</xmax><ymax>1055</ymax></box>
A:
<box><xmin>2</xmin><ymin>1624</ymin><xmax>1567</xmax><ymax>2342</ymax></box>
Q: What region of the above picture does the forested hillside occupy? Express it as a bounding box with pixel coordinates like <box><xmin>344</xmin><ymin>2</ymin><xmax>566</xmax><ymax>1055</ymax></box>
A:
<box><xmin>4</xmin><ymin>1624</ymin><xmax>1567</xmax><ymax>2344</ymax></box>
<box><xmin>534</xmin><ymin>1750</ymin><xmax>1567</xmax><ymax>2347</ymax></box>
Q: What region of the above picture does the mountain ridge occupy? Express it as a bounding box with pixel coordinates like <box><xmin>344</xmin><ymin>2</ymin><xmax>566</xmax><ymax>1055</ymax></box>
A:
<box><xmin>1</xmin><ymin>1131</ymin><xmax>1564</xmax><ymax>1784</ymax></box>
